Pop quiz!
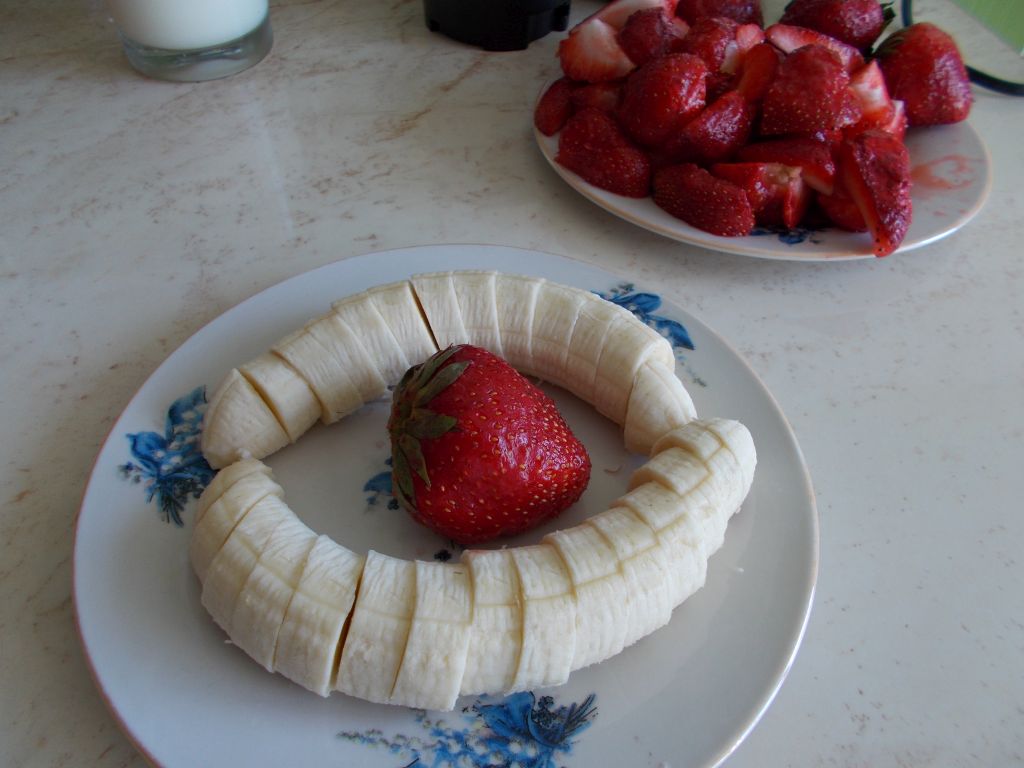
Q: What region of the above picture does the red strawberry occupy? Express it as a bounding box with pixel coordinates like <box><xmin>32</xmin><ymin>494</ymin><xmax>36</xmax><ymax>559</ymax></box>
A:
<box><xmin>570</xmin><ymin>81</ymin><xmax>624</xmax><ymax>113</ymax></box>
<box><xmin>618</xmin><ymin>7</ymin><xmax>690</xmax><ymax>65</ymax></box>
<box><xmin>735</xmin><ymin>41</ymin><xmax>781</xmax><ymax>102</ymax></box>
<box><xmin>617</xmin><ymin>53</ymin><xmax>708</xmax><ymax>147</ymax></box>
<box><xmin>596</xmin><ymin>0</ymin><xmax>682</xmax><ymax>29</ymax></box>
<box><xmin>711</xmin><ymin>161</ymin><xmax>811</xmax><ymax>228</ymax></box>
<box><xmin>388</xmin><ymin>345</ymin><xmax>591</xmax><ymax>544</ymax></box>
<box><xmin>846</xmin><ymin>61</ymin><xmax>893</xmax><ymax>128</ymax></box>
<box><xmin>556</xmin><ymin>108</ymin><xmax>652</xmax><ymax>197</ymax></box>
<box><xmin>662</xmin><ymin>90</ymin><xmax>756</xmax><ymax>165</ymax></box>
<box><xmin>678</xmin><ymin>16</ymin><xmax>740</xmax><ymax>74</ymax></box>
<box><xmin>765</xmin><ymin>23</ymin><xmax>865</xmax><ymax>72</ymax></box>
<box><xmin>653</xmin><ymin>163</ymin><xmax>755</xmax><ymax>236</ymax></box>
<box><xmin>779</xmin><ymin>0</ymin><xmax>893</xmax><ymax>50</ymax></box>
<box><xmin>760</xmin><ymin>44</ymin><xmax>861</xmax><ymax>136</ymax></box>
<box><xmin>559</xmin><ymin>18</ymin><xmax>636</xmax><ymax>82</ymax></box>
<box><xmin>837</xmin><ymin>129</ymin><xmax>912</xmax><ymax>256</ymax></box>
<box><xmin>676</xmin><ymin>0</ymin><xmax>763</xmax><ymax>26</ymax></box>
<box><xmin>817</xmin><ymin>182</ymin><xmax>868</xmax><ymax>231</ymax></box>
<box><xmin>736</xmin><ymin>136</ymin><xmax>837</xmax><ymax>194</ymax></box>
<box><xmin>874</xmin><ymin>22</ymin><xmax>972</xmax><ymax>126</ymax></box>
<box><xmin>535</xmin><ymin>77</ymin><xmax>575</xmax><ymax>137</ymax></box>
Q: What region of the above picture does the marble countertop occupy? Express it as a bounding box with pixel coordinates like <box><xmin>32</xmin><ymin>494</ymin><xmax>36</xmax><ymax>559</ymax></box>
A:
<box><xmin>2</xmin><ymin>0</ymin><xmax>1022</xmax><ymax>765</ymax></box>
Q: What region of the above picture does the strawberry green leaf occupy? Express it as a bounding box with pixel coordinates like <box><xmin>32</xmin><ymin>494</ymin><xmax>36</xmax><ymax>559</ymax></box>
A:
<box><xmin>415</xmin><ymin>360</ymin><xmax>470</xmax><ymax>406</ymax></box>
<box><xmin>398</xmin><ymin>432</ymin><xmax>431</xmax><ymax>487</ymax></box>
<box><xmin>406</xmin><ymin>408</ymin><xmax>458</xmax><ymax>439</ymax></box>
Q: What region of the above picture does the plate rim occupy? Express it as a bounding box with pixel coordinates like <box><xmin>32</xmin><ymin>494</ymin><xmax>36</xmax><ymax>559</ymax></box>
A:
<box><xmin>72</xmin><ymin>244</ymin><xmax>820</xmax><ymax>768</ymax></box>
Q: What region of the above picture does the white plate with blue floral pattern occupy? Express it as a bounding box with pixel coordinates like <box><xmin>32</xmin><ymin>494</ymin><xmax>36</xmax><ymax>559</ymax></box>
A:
<box><xmin>536</xmin><ymin>120</ymin><xmax>991</xmax><ymax>261</ymax></box>
<box><xmin>74</xmin><ymin>245</ymin><xmax>818</xmax><ymax>768</ymax></box>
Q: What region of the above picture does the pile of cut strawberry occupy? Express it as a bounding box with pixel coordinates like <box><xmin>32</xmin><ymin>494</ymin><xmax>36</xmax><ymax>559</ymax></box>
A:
<box><xmin>535</xmin><ymin>0</ymin><xmax>973</xmax><ymax>256</ymax></box>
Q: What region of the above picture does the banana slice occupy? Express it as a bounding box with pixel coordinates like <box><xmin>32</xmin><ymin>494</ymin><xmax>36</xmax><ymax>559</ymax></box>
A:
<box><xmin>449</xmin><ymin>270</ymin><xmax>503</xmax><ymax>357</ymax></box>
<box><xmin>528</xmin><ymin>281</ymin><xmax>586</xmax><ymax>384</ymax></box>
<box><xmin>410</xmin><ymin>272</ymin><xmax>469</xmax><ymax>350</ymax></box>
<box><xmin>331</xmin><ymin>292</ymin><xmax>413</xmax><ymax>389</ymax></box>
<box><xmin>195</xmin><ymin>457</ymin><xmax>272</xmax><ymax>524</ymax></box>
<box><xmin>190</xmin><ymin>469</ymin><xmax>284</xmax><ymax>583</ymax></box>
<box><xmin>586</xmin><ymin>506</ymin><xmax>674</xmax><ymax>648</ymax></box>
<box><xmin>624</xmin><ymin>360</ymin><xmax>697</xmax><ymax>455</ymax></box>
<box><xmin>593</xmin><ymin>314</ymin><xmax>676</xmax><ymax>427</ymax></box>
<box><xmin>460</xmin><ymin>549</ymin><xmax>523</xmax><ymax>696</ymax></box>
<box><xmin>238</xmin><ymin>353</ymin><xmax>321</xmax><ymax>445</ymax></box>
<box><xmin>335</xmin><ymin>550</ymin><xmax>417</xmax><ymax>705</ymax></box>
<box><xmin>361</xmin><ymin>280</ymin><xmax>438</xmax><ymax>366</ymax></box>
<box><xmin>202</xmin><ymin>369</ymin><xmax>291</xmax><ymax>469</ymax></box>
<box><xmin>563</xmin><ymin>293</ymin><xmax>629</xmax><ymax>408</ymax></box>
<box><xmin>304</xmin><ymin>314</ymin><xmax>387</xmax><ymax>405</ymax></box>
<box><xmin>275</xmin><ymin>535</ymin><xmax>365</xmax><ymax>697</ymax></box>
<box><xmin>229</xmin><ymin>514</ymin><xmax>317</xmax><ymax>671</ymax></box>
<box><xmin>493</xmin><ymin>273</ymin><xmax>542</xmax><ymax>371</ymax></box>
<box><xmin>272</xmin><ymin>329</ymin><xmax>363</xmax><ymax>423</ymax></box>
<box><xmin>390</xmin><ymin>560</ymin><xmax>473</xmax><ymax>710</ymax></box>
<box><xmin>545</xmin><ymin>523</ymin><xmax>630</xmax><ymax>670</ymax></box>
<box><xmin>200</xmin><ymin>493</ymin><xmax>295</xmax><ymax>633</ymax></box>
<box><xmin>509</xmin><ymin>543</ymin><xmax>577</xmax><ymax>690</ymax></box>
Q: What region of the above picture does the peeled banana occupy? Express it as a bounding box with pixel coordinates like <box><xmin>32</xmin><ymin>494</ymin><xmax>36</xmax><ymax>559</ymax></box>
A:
<box><xmin>190</xmin><ymin>271</ymin><xmax>755</xmax><ymax>711</ymax></box>
<box><xmin>200</xmin><ymin>271</ymin><xmax>695</xmax><ymax>468</ymax></box>
<box><xmin>191</xmin><ymin>418</ymin><xmax>756</xmax><ymax>709</ymax></box>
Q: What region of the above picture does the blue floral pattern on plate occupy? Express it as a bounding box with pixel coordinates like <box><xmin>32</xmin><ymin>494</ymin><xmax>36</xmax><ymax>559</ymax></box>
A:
<box><xmin>119</xmin><ymin>386</ymin><xmax>214</xmax><ymax>526</ymax></box>
<box><xmin>340</xmin><ymin>691</ymin><xmax>597</xmax><ymax>768</ymax></box>
<box><xmin>595</xmin><ymin>283</ymin><xmax>695</xmax><ymax>353</ymax></box>
<box><xmin>750</xmin><ymin>224</ymin><xmax>827</xmax><ymax>246</ymax></box>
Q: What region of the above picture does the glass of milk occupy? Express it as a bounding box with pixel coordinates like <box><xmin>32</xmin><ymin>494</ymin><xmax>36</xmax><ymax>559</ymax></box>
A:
<box><xmin>108</xmin><ymin>0</ymin><xmax>272</xmax><ymax>82</ymax></box>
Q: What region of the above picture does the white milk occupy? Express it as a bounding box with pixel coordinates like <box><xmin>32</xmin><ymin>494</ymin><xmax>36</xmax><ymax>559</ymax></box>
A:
<box><xmin>108</xmin><ymin>0</ymin><xmax>268</xmax><ymax>51</ymax></box>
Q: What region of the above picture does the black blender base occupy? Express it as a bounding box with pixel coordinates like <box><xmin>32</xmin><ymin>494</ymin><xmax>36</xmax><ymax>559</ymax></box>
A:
<box><xmin>424</xmin><ymin>0</ymin><xmax>571</xmax><ymax>51</ymax></box>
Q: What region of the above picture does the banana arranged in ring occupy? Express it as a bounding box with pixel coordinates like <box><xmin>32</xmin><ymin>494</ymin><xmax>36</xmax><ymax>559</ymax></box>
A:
<box><xmin>200</xmin><ymin>271</ymin><xmax>696</xmax><ymax>468</ymax></box>
<box><xmin>193</xmin><ymin>271</ymin><xmax>755</xmax><ymax>710</ymax></box>
<box><xmin>192</xmin><ymin>417</ymin><xmax>755</xmax><ymax>709</ymax></box>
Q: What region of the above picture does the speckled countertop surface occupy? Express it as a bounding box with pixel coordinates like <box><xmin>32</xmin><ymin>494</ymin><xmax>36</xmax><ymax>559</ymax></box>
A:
<box><xmin>2</xmin><ymin>0</ymin><xmax>1023</xmax><ymax>765</ymax></box>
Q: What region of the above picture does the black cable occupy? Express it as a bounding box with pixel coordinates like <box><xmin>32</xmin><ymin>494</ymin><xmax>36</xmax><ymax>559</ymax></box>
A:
<box><xmin>900</xmin><ymin>0</ymin><xmax>1024</xmax><ymax>95</ymax></box>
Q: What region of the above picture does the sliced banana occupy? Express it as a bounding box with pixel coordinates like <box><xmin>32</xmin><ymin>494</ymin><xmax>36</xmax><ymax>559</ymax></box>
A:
<box><xmin>275</xmin><ymin>535</ymin><xmax>365</xmax><ymax>697</ymax></box>
<box><xmin>493</xmin><ymin>273</ymin><xmax>542</xmax><ymax>370</ymax></box>
<box><xmin>192</xmin><ymin>417</ymin><xmax>755</xmax><ymax>710</ymax></box>
<box><xmin>509</xmin><ymin>543</ymin><xmax>577</xmax><ymax>690</ymax></box>
<box><xmin>189</xmin><ymin>469</ymin><xmax>283</xmax><ymax>583</ymax></box>
<box><xmin>201</xmin><ymin>271</ymin><xmax>692</xmax><ymax>466</ymax></box>
<box><xmin>545</xmin><ymin>523</ymin><xmax>630</xmax><ymax>670</ymax></box>
<box><xmin>460</xmin><ymin>549</ymin><xmax>523</xmax><ymax>696</ymax></box>
<box><xmin>335</xmin><ymin>550</ymin><xmax>416</xmax><ymax>705</ymax></box>
<box><xmin>195</xmin><ymin>457</ymin><xmax>272</xmax><ymax>524</ymax></box>
<box><xmin>202</xmin><ymin>369</ymin><xmax>291</xmax><ymax>469</ymax></box>
<box><xmin>229</xmin><ymin>514</ymin><xmax>317</xmax><ymax>671</ymax></box>
<box><xmin>390</xmin><ymin>559</ymin><xmax>473</xmax><ymax>710</ymax></box>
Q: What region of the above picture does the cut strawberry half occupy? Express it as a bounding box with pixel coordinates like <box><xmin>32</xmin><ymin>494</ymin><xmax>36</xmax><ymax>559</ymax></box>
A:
<box><xmin>678</xmin><ymin>15</ymin><xmax>740</xmax><ymax>74</ymax></box>
<box><xmin>765</xmin><ymin>23</ymin><xmax>865</xmax><ymax>73</ymax></box>
<box><xmin>711</xmin><ymin>161</ymin><xmax>811</xmax><ymax>229</ymax></box>
<box><xmin>653</xmin><ymin>163</ymin><xmax>755</xmax><ymax>236</ymax></box>
<box><xmin>535</xmin><ymin>77</ymin><xmax>575</xmax><ymax>137</ymax></box>
<box><xmin>596</xmin><ymin>0</ymin><xmax>681</xmax><ymax>29</ymax></box>
<box><xmin>735</xmin><ymin>136</ymin><xmax>837</xmax><ymax>195</ymax></box>
<box><xmin>780</xmin><ymin>0</ymin><xmax>893</xmax><ymax>51</ymax></box>
<box><xmin>837</xmin><ymin>129</ymin><xmax>912</xmax><ymax>256</ymax></box>
<box><xmin>662</xmin><ymin>91</ymin><xmax>756</xmax><ymax>165</ymax></box>
<box><xmin>735</xmin><ymin>41</ymin><xmax>780</xmax><ymax>102</ymax></box>
<box><xmin>816</xmin><ymin>181</ymin><xmax>868</xmax><ymax>232</ymax></box>
<box><xmin>617</xmin><ymin>7</ymin><xmax>689</xmax><ymax>65</ymax></box>
<box><xmin>676</xmin><ymin>0</ymin><xmax>763</xmax><ymax>26</ymax></box>
<box><xmin>570</xmin><ymin>81</ymin><xmax>624</xmax><ymax>114</ymax></box>
<box><xmin>559</xmin><ymin>18</ymin><xmax>637</xmax><ymax>83</ymax></box>
<box><xmin>556</xmin><ymin>108</ymin><xmax>652</xmax><ymax>198</ymax></box>
<box><xmin>760</xmin><ymin>44</ymin><xmax>860</xmax><ymax>136</ymax></box>
<box><xmin>617</xmin><ymin>52</ymin><xmax>708</xmax><ymax>147</ymax></box>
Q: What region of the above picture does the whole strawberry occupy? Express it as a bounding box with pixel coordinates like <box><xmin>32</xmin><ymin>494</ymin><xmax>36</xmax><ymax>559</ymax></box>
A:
<box><xmin>388</xmin><ymin>345</ymin><xmax>591</xmax><ymax>544</ymax></box>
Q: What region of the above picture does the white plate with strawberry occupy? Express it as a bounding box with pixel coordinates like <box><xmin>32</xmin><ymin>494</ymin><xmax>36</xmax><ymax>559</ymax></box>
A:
<box><xmin>75</xmin><ymin>245</ymin><xmax>817</xmax><ymax>767</ymax></box>
<box><xmin>535</xmin><ymin>0</ymin><xmax>991</xmax><ymax>260</ymax></box>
